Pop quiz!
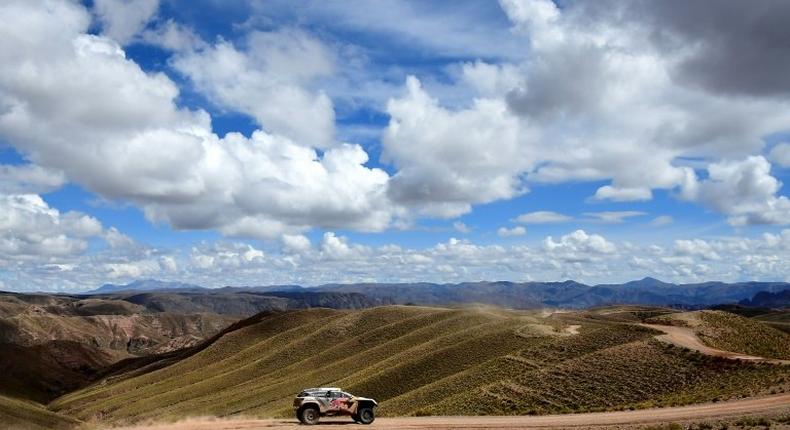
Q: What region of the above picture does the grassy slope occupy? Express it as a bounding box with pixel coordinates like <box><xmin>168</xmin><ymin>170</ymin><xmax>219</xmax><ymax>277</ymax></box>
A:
<box><xmin>695</xmin><ymin>311</ymin><xmax>790</xmax><ymax>360</ymax></box>
<box><xmin>752</xmin><ymin>311</ymin><xmax>790</xmax><ymax>334</ymax></box>
<box><xmin>0</xmin><ymin>395</ymin><xmax>79</xmax><ymax>430</ymax></box>
<box><xmin>50</xmin><ymin>306</ymin><xmax>790</xmax><ymax>426</ymax></box>
<box><xmin>646</xmin><ymin>310</ymin><xmax>790</xmax><ymax>360</ymax></box>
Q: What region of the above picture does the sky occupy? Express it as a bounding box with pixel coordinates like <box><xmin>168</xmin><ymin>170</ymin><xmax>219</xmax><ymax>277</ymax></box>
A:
<box><xmin>1</xmin><ymin>0</ymin><xmax>790</xmax><ymax>292</ymax></box>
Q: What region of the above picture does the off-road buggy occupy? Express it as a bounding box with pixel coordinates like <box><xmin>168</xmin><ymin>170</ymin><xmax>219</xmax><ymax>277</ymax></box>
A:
<box><xmin>293</xmin><ymin>387</ymin><xmax>377</xmax><ymax>425</ymax></box>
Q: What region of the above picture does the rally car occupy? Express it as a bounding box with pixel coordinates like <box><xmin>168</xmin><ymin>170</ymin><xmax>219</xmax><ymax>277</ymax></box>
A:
<box><xmin>293</xmin><ymin>388</ymin><xmax>377</xmax><ymax>425</ymax></box>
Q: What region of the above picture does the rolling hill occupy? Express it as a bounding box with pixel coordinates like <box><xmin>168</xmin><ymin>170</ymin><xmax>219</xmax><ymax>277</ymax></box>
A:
<box><xmin>50</xmin><ymin>306</ymin><xmax>790</xmax><ymax>427</ymax></box>
<box><xmin>0</xmin><ymin>288</ymin><xmax>387</xmax><ymax>404</ymax></box>
<box><xmin>0</xmin><ymin>394</ymin><xmax>79</xmax><ymax>430</ymax></box>
<box><xmin>648</xmin><ymin>310</ymin><xmax>790</xmax><ymax>360</ymax></box>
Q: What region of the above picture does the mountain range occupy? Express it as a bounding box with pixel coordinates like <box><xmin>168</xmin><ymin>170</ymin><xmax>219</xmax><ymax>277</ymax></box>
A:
<box><xmin>76</xmin><ymin>278</ymin><xmax>790</xmax><ymax>309</ymax></box>
<box><xmin>222</xmin><ymin>277</ymin><xmax>790</xmax><ymax>309</ymax></box>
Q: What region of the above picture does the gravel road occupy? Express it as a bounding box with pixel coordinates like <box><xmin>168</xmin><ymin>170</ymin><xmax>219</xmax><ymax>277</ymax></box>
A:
<box><xmin>109</xmin><ymin>393</ymin><xmax>790</xmax><ymax>429</ymax></box>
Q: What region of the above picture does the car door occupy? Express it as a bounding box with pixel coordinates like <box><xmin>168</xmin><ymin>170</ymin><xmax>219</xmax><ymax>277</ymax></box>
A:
<box><xmin>317</xmin><ymin>391</ymin><xmax>333</xmax><ymax>412</ymax></box>
<box><xmin>327</xmin><ymin>391</ymin><xmax>350</xmax><ymax>413</ymax></box>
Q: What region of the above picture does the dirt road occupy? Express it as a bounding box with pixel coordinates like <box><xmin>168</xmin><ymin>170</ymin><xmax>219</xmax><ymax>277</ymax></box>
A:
<box><xmin>109</xmin><ymin>393</ymin><xmax>790</xmax><ymax>429</ymax></box>
<box><xmin>641</xmin><ymin>323</ymin><xmax>790</xmax><ymax>364</ymax></box>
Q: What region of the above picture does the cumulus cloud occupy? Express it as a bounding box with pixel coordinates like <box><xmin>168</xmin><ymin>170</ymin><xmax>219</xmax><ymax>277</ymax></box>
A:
<box><xmin>513</xmin><ymin>211</ymin><xmax>571</xmax><ymax>224</ymax></box>
<box><xmin>674</xmin><ymin>239</ymin><xmax>721</xmax><ymax>261</ymax></box>
<box><xmin>141</xmin><ymin>19</ymin><xmax>205</xmax><ymax>52</ymax></box>
<box><xmin>0</xmin><ymin>194</ymin><xmax>102</xmax><ymax>259</ymax></box>
<box><xmin>93</xmin><ymin>0</ymin><xmax>160</xmax><ymax>44</ymax></box>
<box><xmin>682</xmin><ymin>156</ymin><xmax>790</xmax><ymax>226</ymax></box>
<box><xmin>171</xmin><ymin>28</ymin><xmax>336</xmax><ymax>147</ymax></box>
<box><xmin>380</xmin><ymin>0</ymin><xmax>790</xmax><ymax>224</ymax></box>
<box><xmin>282</xmin><ymin>234</ymin><xmax>312</xmax><ymax>254</ymax></box>
<box><xmin>382</xmin><ymin>76</ymin><xmax>527</xmax><ymax>218</ymax></box>
<box><xmin>0</xmin><ymin>164</ymin><xmax>65</xmax><ymax>194</ymax></box>
<box><xmin>609</xmin><ymin>0</ymin><xmax>790</xmax><ymax>98</ymax></box>
<box><xmin>6</xmin><ymin>225</ymin><xmax>790</xmax><ymax>291</ymax></box>
<box><xmin>770</xmin><ymin>143</ymin><xmax>790</xmax><ymax>168</ymax></box>
<box><xmin>543</xmin><ymin>230</ymin><xmax>616</xmax><ymax>257</ymax></box>
<box><xmin>0</xmin><ymin>0</ymin><xmax>392</xmax><ymax>240</ymax></box>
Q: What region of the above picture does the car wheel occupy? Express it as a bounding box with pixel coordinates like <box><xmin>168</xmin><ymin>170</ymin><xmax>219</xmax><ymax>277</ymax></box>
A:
<box><xmin>357</xmin><ymin>407</ymin><xmax>375</xmax><ymax>424</ymax></box>
<box><xmin>299</xmin><ymin>405</ymin><xmax>320</xmax><ymax>425</ymax></box>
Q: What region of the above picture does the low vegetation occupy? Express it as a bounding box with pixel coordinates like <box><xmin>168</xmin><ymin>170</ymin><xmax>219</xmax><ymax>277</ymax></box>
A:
<box><xmin>49</xmin><ymin>306</ymin><xmax>790</xmax><ymax>426</ymax></box>
<box><xmin>696</xmin><ymin>311</ymin><xmax>790</xmax><ymax>360</ymax></box>
<box><xmin>649</xmin><ymin>310</ymin><xmax>790</xmax><ymax>360</ymax></box>
<box><xmin>0</xmin><ymin>394</ymin><xmax>79</xmax><ymax>430</ymax></box>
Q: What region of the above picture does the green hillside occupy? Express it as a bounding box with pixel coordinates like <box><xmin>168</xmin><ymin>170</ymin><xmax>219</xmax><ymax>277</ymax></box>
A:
<box><xmin>50</xmin><ymin>306</ymin><xmax>790</xmax><ymax>426</ymax></box>
<box><xmin>696</xmin><ymin>311</ymin><xmax>790</xmax><ymax>360</ymax></box>
<box><xmin>0</xmin><ymin>395</ymin><xmax>79</xmax><ymax>430</ymax></box>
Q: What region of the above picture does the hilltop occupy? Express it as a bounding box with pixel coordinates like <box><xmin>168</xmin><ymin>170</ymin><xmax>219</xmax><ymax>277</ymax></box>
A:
<box><xmin>648</xmin><ymin>310</ymin><xmax>790</xmax><ymax>360</ymax></box>
<box><xmin>50</xmin><ymin>306</ymin><xmax>790</xmax><ymax>426</ymax></box>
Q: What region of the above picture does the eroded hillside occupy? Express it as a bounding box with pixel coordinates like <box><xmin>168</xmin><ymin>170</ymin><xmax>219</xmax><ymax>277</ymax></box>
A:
<box><xmin>0</xmin><ymin>292</ymin><xmax>237</xmax><ymax>403</ymax></box>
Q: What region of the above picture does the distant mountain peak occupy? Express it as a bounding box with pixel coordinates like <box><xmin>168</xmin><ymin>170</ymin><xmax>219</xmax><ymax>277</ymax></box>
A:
<box><xmin>623</xmin><ymin>276</ymin><xmax>670</xmax><ymax>287</ymax></box>
<box><xmin>87</xmin><ymin>279</ymin><xmax>204</xmax><ymax>295</ymax></box>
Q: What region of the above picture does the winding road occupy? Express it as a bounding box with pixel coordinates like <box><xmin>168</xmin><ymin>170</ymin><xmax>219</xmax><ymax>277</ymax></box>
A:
<box><xmin>641</xmin><ymin>323</ymin><xmax>790</xmax><ymax>365</ymax></box>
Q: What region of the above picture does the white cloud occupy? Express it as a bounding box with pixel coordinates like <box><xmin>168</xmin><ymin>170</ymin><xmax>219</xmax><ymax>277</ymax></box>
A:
<box><xmin>592</xmin><ymin>185</ymin><xmax>652</xmax><ymax>202</ymax></box>
<box><xmin>0</xmin><ymin>194</ymin><xmax>102</xmax><ymax>259</ymax></box>
<box><xmin>5</xmin><ymin>225</ymin><xmax>790</xmax><ymax>291</ymax></box>
<box><xmin>282</xmin><ymin>234</ymin><xmax>312</xmax><ymax>254</ymax></box>
<box><xmin>0</xmin><ymin>164</ymin><xmax>65</xmax><ymax>194</ymax></box>
<box><xmin>513</xmin><ymin>211</ymin><xmax>571</xmax><ymax>224</ymax></box>
<box><xmin>452</xmin><ymin>221</ymin><xmax>472</xmax><ymax>234</ymax></box>
<box><xmin>650</xmin><ymin>215</ymin><xmax>673</xmax><ymax>227</ymax></box>
<box><xmin>93</xmin><ymin>0</ymin><xmax>159</xmax><ymax>45</ymax></box>
<box><xmin>377</xmin><ymin>0</ymin><xmax>790</xmax><ymax>224</ymax></box>
<box><xmin>497</xmin><ymin>226</ymin><xmax>526</xmax><ymax>237</ymax></box>
<box><xmin>141</xmin><ymin>19</ymin><xmax>205</xmax><ymax>52</ymax></box>
<box><xmin>104</xmin><ymin>227</ymin><xmax>136</xmax><ymax>249</ymax></box>
<box><xmin>461</xmin><ymin>61</ymin><xmax>523</xmax><ymax>97</ymax></box>
<box><xmin>320</xmin><ymin>232</ymin><xmax>366</xmax><ymax>260</ymax></box>
<box><xmin>770</xmin><ymin>143</ymin><xmax>790</xmax><ymax>168</ymax></box>
<box><xmin>682</xmin><ymin>156</ymin><xmax>790</xmax><ymax>226</ymax></box>
<box><xmin>543</xmin><ymin>229</ymin><xmax>616</xmax><ymax>256</ymax></box>
<box><xmin>0</xmin><ymin>1</ymin><xmax>393</xmax><ymax>241</ymax></box>
<box><xmin>382</xmin><ymin>76</ymin><xmax>527</xmax><ymax>218</ymax></box>
<box><xmin>159</xmin><ymin>255</ymin><xmax>178</xmax><ymax>272</ymax></box>
<box><xmin>171</xmin><ymin>29</ymin><xmax>336</xmax><ymax>148</ymax></box>
<box><xmin>674</xmin><ymin>239</ymin><xmax>721</xmax><ymax>261</ymax></box>
<box><xmin>583</xmin><ymin>211</ymin><xmax>646</xmax><ymax>224</ymax></box>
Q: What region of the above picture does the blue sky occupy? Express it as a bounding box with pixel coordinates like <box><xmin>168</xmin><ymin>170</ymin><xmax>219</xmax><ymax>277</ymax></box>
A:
<box><xmin>1</xmin><ymin>0</ymin><xmax>789</xmax><ymax>291</ymax></box>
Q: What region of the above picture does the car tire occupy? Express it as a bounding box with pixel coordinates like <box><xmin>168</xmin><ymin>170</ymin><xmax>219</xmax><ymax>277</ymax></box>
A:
<box><xmin>299</xmin><ymin>405</ymin><xmax>320</xmax><ymax>425</ymax></box>
<box><xmin>357</xmin><ymin>407</ymin><xmax>375</xmax><ymax>424</ymax></box>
